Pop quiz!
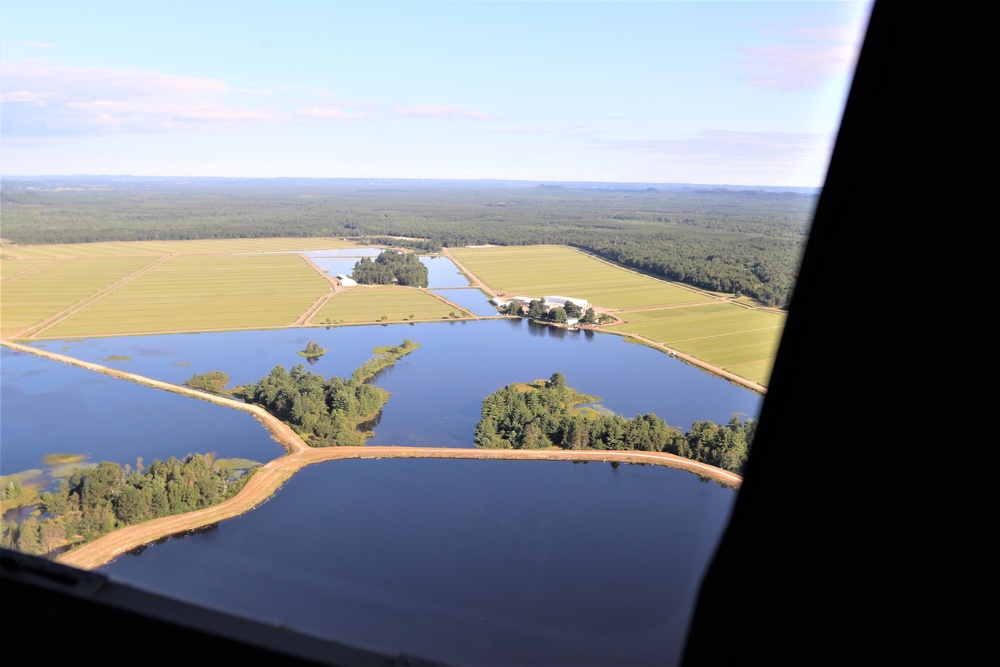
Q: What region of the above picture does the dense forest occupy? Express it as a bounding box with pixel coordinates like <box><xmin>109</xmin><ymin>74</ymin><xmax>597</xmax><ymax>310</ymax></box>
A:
<box><xmin>0</xmin><ymin>177</ymin><xmax>815</xmax><ymax>307</ymax></box>
<box><xmin>475</xmin><ymin>373</ymin><xmax>754</xmax><ymax>474</ymax></box>
<box><xmin>351</xmin><ymin>249</ymin><xmax>429</xmax><ymax>287</ymax></box>
<box><xmin>234</xmin><ymin>339</ymin><xmax>421</xmax><ymax>446</ymax></box>
<box><xmin>1</xmin><ymin>453</ymin><xmax>255</xmax><ymax>556</ymax></box>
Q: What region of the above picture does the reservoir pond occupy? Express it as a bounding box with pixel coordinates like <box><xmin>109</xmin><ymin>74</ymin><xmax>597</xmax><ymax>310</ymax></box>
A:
<box><xmin>17</xmin><ymin>319</ymin><xmax>761</xmax><ymax>453</ymax></box>
<box><xmin>2</xmin><ymin>313</ymin><xmax>762</xmax><ymax>666</ymax></box>
<box><xmin>98</xmin><ymin>458</ymin><xmax>736</xmax><ymax>667</ymax></box>
<box><xmin>0</xmin><ymin>347</ymin><xmax>283</xmax><ymax>475</ymax></box>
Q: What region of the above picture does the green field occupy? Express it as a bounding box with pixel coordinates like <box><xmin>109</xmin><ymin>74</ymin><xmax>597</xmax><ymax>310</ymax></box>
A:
<box><xmin>449</xmin><ymin>245</ymin><xmax>713</xmax><ymax>309</ymax></box>
<box><xmin>1</xmin><ymin>237</ymin><xmax>356</xmax><ymax>260</ymax></box>
<box><xmin>37</xmin><ymin>254</ymin><xmax>332</xmax><ymax>337</ymax></box>
<box><xmin>313</xmin><ymin>287</ymin><xmax>469</xmax><ymax>325</ymax></box>
<box><xmin>605</xmin><ymin>305</ymin><xmax>785</xmax><ymax>386</ymax></box>
<box><xmin>0</xmin><ymin>257</ymin><xmax>160</xmax><ymax>338</ymax></box>
<box><xmin>1</xmin><ymin>258</ymin><xmax>55</xmax><ymax>280</ymax></box>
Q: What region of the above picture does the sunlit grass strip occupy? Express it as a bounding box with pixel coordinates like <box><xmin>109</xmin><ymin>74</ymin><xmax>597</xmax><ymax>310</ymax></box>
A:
<box><xmin>1</xmin><ymin>258</ymin><xmax>57</xmax><ymax>280</ymax></box>
<box><xmin>615</xmin><ymin>308</ymin><xmax>784</xmax><ymax>342</ymax></box>
<box><xmin>677</xmin><ymin>328</ymin><xmax>783</xmax><ymax>357</ymax></box>
<box><xmin>313</xmin><ymin>287</ymin><xmax>464</xmax><ymax>324</ymax></box>
<box><xmin>449</xmin><ymin>245</ymin><xmax>711</xmax><ymax>309</ymax></box>
<box><xmin>40</xmin><ymin>254</ymin><xmax>331</xmax><ymax>337</ymax></box>
<box><xmin>1</xmin><ymin>237</ymin><xmax>360</xmax><ymax>260</ymax></box>
<box><xmin>607</xmin><ymin>307</ymin><xmax>783</xmax><ymax>348</ymax></box>
<box><xmin>606</xmin><ymin>304</ymin><xmax>784</xmax><ymax>385</ymax></box>
<box><xmin>722</xmin><ymin>359</ymin><xmax>776</xmax><ymax>388</ymax></box>
<box><xmin>0</xmin><ymin>257</ymin><xmax>158</xmax><ymax>338</ymax></box>
<box><xmin>617</xmin><ymin>303</ymin><xmax>736</xmax><ymax>323</ymax></box>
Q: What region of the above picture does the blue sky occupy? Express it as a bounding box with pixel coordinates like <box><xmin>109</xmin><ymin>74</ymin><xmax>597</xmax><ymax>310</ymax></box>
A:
<box><xmin>1</xmin><ymin>1</ymin><xmax>872</xmax><ymax>186</ymax></box>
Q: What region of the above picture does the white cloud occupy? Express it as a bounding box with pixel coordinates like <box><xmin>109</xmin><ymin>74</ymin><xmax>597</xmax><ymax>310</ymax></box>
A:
<box><xmin>588</xmin><ymin>128</ymin><xmax>832</xmax><ymax>185</ymax></box>
<box><xmin>6</xmin><ymin>41</ymin><xmax>58</xmax><ymax>49</ymax></box>
<box><xmin>1</xmin><ymin>61</ymin><xmax>501</xmax><ymax>140</ymax></box>
<box><xmin>1</xmin><ymin>61</ymin><xmax>249</xmax><ymax>136</ymax></box>
<box><xmin>296</xmin><ymin>106</ymin><xmax>366</xmax><ymax>120</ymax></box>
<box><xmin>492</xmin><ymin>124</ymin><xmax>595</xmax><ymax>139</ymax></box>
<box><xmin>391</xmin><ymin>104</ymin><xmax>498</xmax><ymax>121</ymax></box>
<box><xmin>739</xmin><ymin>43</ymin><xmax>855</xmax><ymax>90</ymax></box>
<box><xmin>0</xmin><ymin>90</ymin><xmax>50</xmax><ymax>106</ymax></box>
<box><xmin>597</xmin><ymin>129</ymin><xmax>823</xmax><ymax>160</ymax></box>
<box><xmin>737</xmin><ymin>15</ymin><xmax>866</xmax><ymax>91</ymax></box>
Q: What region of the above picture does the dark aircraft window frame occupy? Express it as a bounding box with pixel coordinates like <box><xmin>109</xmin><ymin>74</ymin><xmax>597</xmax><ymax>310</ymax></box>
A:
<box><xmin>5</xmin><ymin>3</ymin><xmax>955</xmax><ymax>664</ymax></box>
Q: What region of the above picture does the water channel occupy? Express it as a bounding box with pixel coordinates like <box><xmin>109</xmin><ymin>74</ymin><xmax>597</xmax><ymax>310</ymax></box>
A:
<box><xmin>1</xmin><ymin>253</ymin><xmax>764</xmax><ymax>666</ymax></box>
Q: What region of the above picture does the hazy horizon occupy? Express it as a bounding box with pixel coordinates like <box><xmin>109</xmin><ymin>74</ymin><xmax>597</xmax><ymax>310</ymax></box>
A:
<box><xmin>1</xmin><ymin>1</ymin><xmax>871</xmax><ymax>188</ymax></box>
<box><xmin>0</xmin><ymin>172</ymin><xmax>818</xmax><ymax>191</ymax></box>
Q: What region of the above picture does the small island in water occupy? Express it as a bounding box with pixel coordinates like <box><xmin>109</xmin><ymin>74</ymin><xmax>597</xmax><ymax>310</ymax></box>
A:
<box><xmin>296</xmin><ymin>341</ymin><xmax>327</xmax><ymax>360</ymax></box>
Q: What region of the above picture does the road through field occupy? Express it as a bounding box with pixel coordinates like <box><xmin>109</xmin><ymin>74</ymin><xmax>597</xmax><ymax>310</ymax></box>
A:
<box><xmin>17</xmin><ymin>254</ymin><xmax>174</xmax><ymax>338</ymax></box>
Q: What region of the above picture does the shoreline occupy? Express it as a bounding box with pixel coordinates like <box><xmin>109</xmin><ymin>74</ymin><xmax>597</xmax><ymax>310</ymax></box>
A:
<box><xmin>1</xmin><ymin>340</ymin><xmax>742</xmax><ymax>571</ymax></box>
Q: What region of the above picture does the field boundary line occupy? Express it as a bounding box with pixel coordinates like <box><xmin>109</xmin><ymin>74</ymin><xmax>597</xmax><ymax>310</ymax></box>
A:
<box><xmin>608</xmin><ymin>331</ymin><xmax>767</xmax><ymax>395</ymax></box>
<box><xmin>294</xmin><ymin>252</ymin><xmax>341</xmax><ymax>326</ymax></box>
<box><xmin>440</xmin><ymin>248</ymin><xmax>496</xmax><ymax>297</ymax></box>
<box><xmin>18</xmin><ymin>255</ymin><xmax>175</xmax><ymax>339</ymax></box>
<box><xmin>0</xmin><ymin>258</ymin><xmax>69</xmax><ymax>284</ymax></box>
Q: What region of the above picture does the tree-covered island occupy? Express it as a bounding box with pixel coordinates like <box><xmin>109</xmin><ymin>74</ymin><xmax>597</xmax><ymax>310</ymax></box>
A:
<box><xmin>1</xmin><ymin>340</ymin><xmax>421</xmax><ymax>557</ymax></box>
<box><xmin>297</xmin><ymin>341</ymin><xmax>327</xmax><ymax>359</ymax></box>
<box><xmin>183</xmin><ymin>370</ymin><xmax>231</xmax><ymax>394</ymax></box>
<box><xmin>351</xmin><ymin>250</ymin><xmax>429</xmax><ymax>287</ymax></box>
<box><xmin>475</xmin><ymin>372</ymin><xmax>754</xmax><ymax>474</ymax></box>
<box><xmin>234</xmin><ymin>339</ymin><xmax>421</xmax><ymax>446</ymax></box>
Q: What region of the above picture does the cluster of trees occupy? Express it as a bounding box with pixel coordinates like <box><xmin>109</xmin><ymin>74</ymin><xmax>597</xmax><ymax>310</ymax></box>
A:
<box><xmin>475</xmin><ymin>372</ymin><xmax>754</xmax><ymax>474</ymax></box>
<box><xmin>298</xmin><ymin>341</ymin><xmax>327</xmax><ymax>360</ymax></box>
<box><xmin>235</xmin><ymin>340</ymin><xmax>420</xmax><ymax>446</ymax></box>
<box><xmin>183</xmin><ymin>370</ymin><xmax>231</xmax><ymax>394</ymax></box>
<box><xmin>1</xmin><ymin>179</ymin><xmax>813</xmax><ymax>308</ymax></box>
<box><xmin>351</xmin><ymin>250</ymin><xmax>429</xmax><ymax>287</ymax></box>
<box><xmin>510</xmin><ymin>299</ymin><xmax>599</xmax><ymax>324</ymax></box>
<box><xmin>1</xmin><ymin>454</ymin><xmax>254</xmax><ymax>557</ymax></box>
<box><xmin>3</xmin><ymin>341</ymin><xmax>421</xmax><ymax>556</ymax></box>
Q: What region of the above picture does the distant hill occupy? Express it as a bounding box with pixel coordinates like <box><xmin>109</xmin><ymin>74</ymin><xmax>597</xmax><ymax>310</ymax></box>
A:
<box><xmin>1</xmin><ymin>174</ymin><xmax>819</xmax><ymax>196</ymax></box>
<box><xmin>1</xmin><ymin>176</ymin><xmax>816</xmax><ymax>308</ymax></box>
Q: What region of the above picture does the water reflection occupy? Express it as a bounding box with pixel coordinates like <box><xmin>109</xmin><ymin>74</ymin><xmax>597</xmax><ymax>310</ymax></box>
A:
<box><xmin>2</xmin><ymin>312</ymin><xmax>759</xmax><ymax>666</ymax></box>
<box><xmin>100</xmin><ymin>458</ymin><xmax>736</xmax><ymax>667</ymax></box>
<box><xmin>22</xmin><ymin>320</ymin><xmax>761</xmax><ymax>453</ymax></box>
<box><xmin>0</xmin><ymin>347</ymin><xmax>283</xmax><ymax>481</ymax></box>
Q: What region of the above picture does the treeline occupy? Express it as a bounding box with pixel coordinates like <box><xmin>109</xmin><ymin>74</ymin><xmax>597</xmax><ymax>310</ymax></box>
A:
<box><xmin>569</xmin><ymin>232</ymin><xmax>799</xmax><ymax>307</ymax></box>
<box><xmin>351</xmin><ymin>250</ymin><xmax>429</xmax><ymax>287</ymax></box>
<box><xmin>1</xmin><ymin>181</ymin><xmax>813</xmax><ymax>308</ymax></box>
<box><xmin>475</xmin><ymin>373</ymin><xmax>754</xmax><ymax>474</ymax></box>
<box><xmin>1</xmin><ymin>453</ymin><xmax>255</xmax><ymax>557</ymax></box>
<box><xmin>234</xmin><ymin>339</ymin><xmax>420</xmax><ymax>446</ymax></box>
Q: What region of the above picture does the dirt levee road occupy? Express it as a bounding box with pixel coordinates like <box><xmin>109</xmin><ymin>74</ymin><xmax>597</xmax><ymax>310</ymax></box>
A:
<box><xmin>1</xmin><ymin>341</ymin><xmax>741</xmax><ymax>572</ymax></box>
<box><xmin>56</xmin><ymin>444</ymin><xmax>741</xmax><ymax>571</ymax></box>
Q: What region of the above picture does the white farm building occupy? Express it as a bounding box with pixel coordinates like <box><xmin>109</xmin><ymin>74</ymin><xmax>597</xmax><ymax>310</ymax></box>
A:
<box><xmin>335</xmin><ymin>274</ymin><xmax>357</xmax><ymax>287</ymax></box>
<box><xmin>543</xmin><ymin>296</ymin><xmax>590</xmax><ymax>311</ymax></box>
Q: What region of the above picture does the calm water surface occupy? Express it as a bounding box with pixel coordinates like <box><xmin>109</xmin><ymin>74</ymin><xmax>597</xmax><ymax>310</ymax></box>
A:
<box><xmin>306</xmin><ymin>251</ymin><xmax>471</xmax><ymax>288</ymax></box>
<box><xmin>0</xmin><ymin>347</ymin><xmax>283</xmax><ymax>477</ymax></box>
<box><xmin>100</xmin><ymin>458</ymin><xmax>736</xmax><ymax>667</ymax></box>
<box><xmin>24</xmin><ymin>319</ymin><xmax>761</xmax><ymax>451</ymax></box>
<box><xmin>432</xmin><ymin>288</ymin><xmax>499</xmax><ymax>316</ymax></box>
<box><xmin>4</xmin><ymin>315</ymin><xmax>760</xmax><ymax>666</ymax></box>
